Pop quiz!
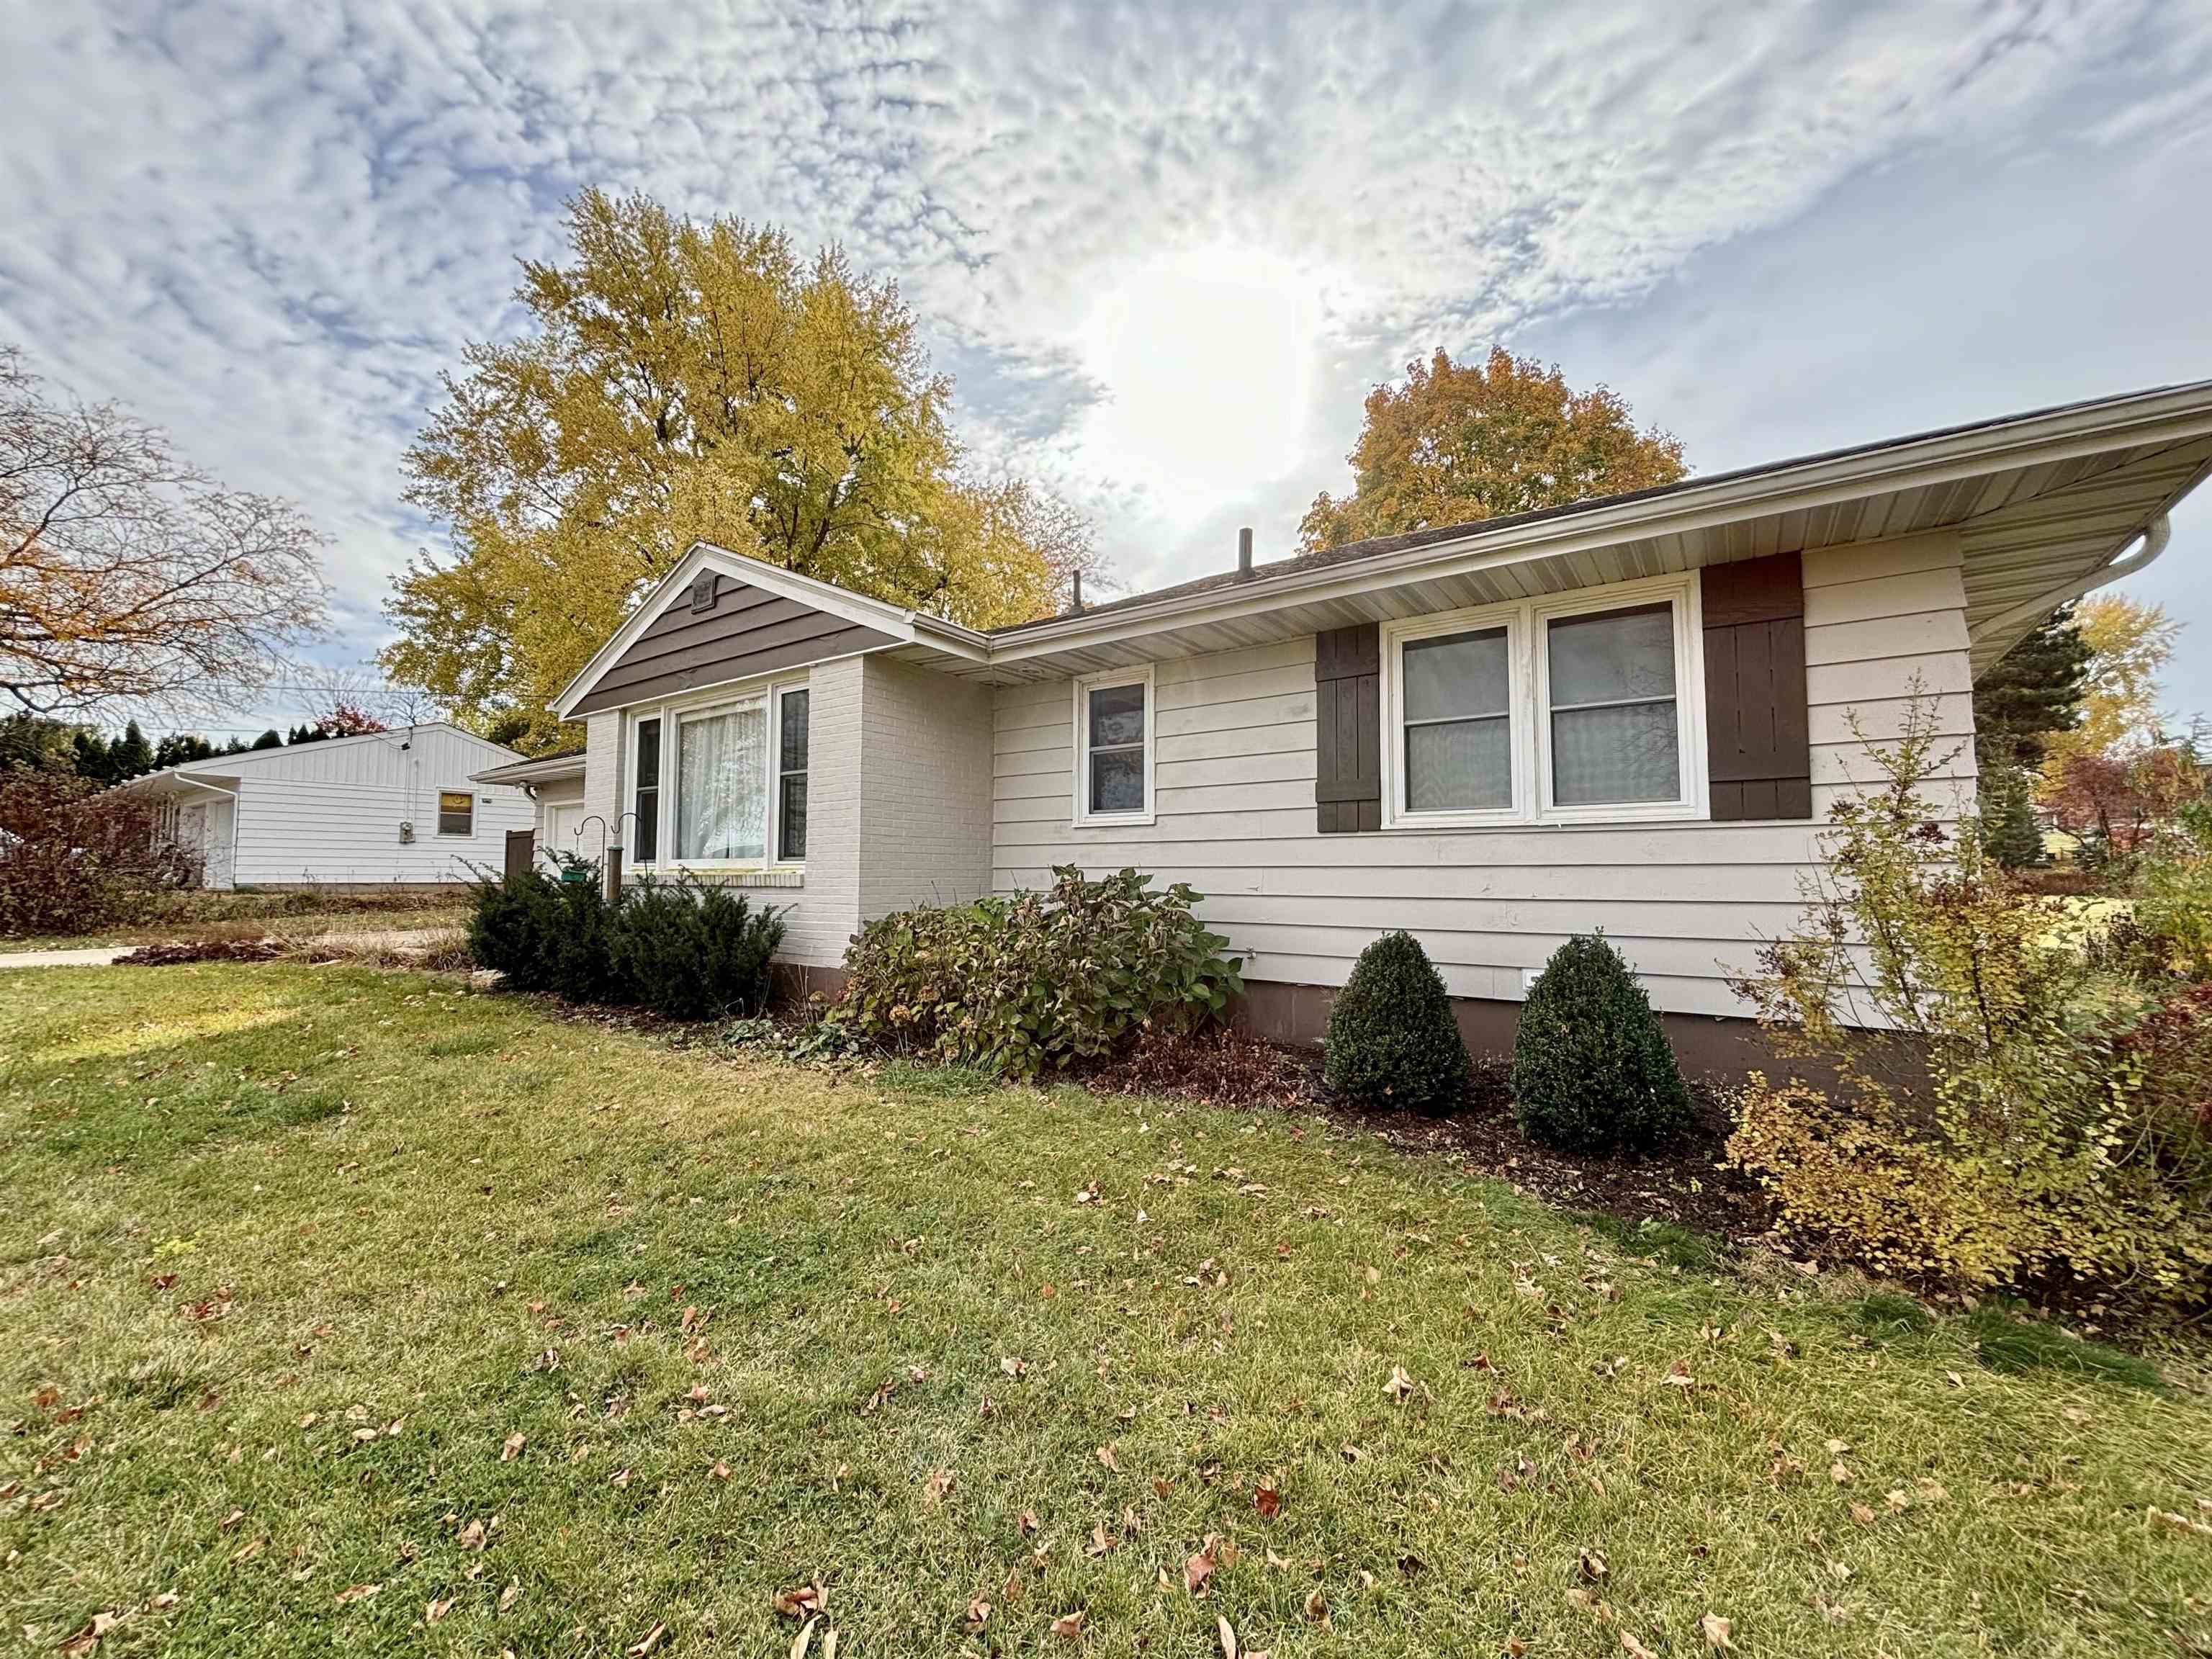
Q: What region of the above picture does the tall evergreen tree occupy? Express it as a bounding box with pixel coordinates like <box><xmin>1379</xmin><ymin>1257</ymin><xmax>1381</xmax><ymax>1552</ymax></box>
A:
<box><xmin>249</xmin><ymin>729</ymin><xmax>283</xmax><ymax>750</ymax></box>
<box><xmin>1979</xmin><ymin>764</ymin><xmax>2044</xmax><ymax>870</ymax></box>
<box><xmin>106</xmin><ymin>719</ymin><xmax>155</xmax><ymax>783</ymax></box>
<box><xmin>1972</xmin><ymin>604</ymin><xmax>2092</xmax><ymax>772</ymax></box>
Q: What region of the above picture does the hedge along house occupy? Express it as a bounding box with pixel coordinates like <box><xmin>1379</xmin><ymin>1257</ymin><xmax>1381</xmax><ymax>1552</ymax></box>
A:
<box><xmin>552</xmin><ymin>382</ymin><xmax>2212</xmax><ymax>1064</ymax></box>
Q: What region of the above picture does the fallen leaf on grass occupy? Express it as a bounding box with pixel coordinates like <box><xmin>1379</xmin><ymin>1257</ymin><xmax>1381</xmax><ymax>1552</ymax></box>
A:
<box><xmin>964</xmin><ymin>1596</ymin><xmax>992</xmax><ymax>1632</ymax></box>
<box><xmin>1049</xmin><ymin>1609</ymin><xmax>1087</xmax><ymax>1638</ymax></box>
<box><xmin>501</xmin><ymin>1432</ymin><xmax>526</xmax><ymax>1462</ymax></box>
<box><xmin>458</xmin><ymin>1518</ymin><xmax>488</xmax><ymax>1551</ymax></box>
<box><xmin>425</xmin><ymin>1597</ymin><xmax>454</xmax><ymax>1624</ymax></box>
<box><xmin>1621</xmin><ymin>1634</ymin><xmax>1658</xmax><ymax>1659</ymax></box>
<box><xmin>219</xmin><ymin>1507</ymin><xmax>245</xmax><ymax>1532</ymax></box>
<box><xmin>1303</xmin><ymin>1587</ymin><xmax>1328</xmax><ymax>1625</ymax></box>
<box><xmin>230</xmin><ymin>1536</ymin><xmax>267</xmax><ymax>1563</ymax></box>
<box><xmin>1382</xmin><ymin>1365</ymin><xmax>1417</xmax><ymax>1403</ymax></box>
<box><xmin>500</xmin><ymin>1579</ymin><xmax>521</xmax><ymax>1611</ymax></box>
<box><xmin>335</xmin><ymin>1583</ymin><xmax>380</xmax><ymax>1605</ymax></box>
<box><xmin>1254</xmin><ymin>1480</ymin><xmax>1281</xmax><ymax>1519</ymax></box>
<box><xmin>58</xmin><ymin>1611</ymin><xmax>124</xmax><ymax>1656</ymax></box>
<box><xmin>1017</xmin><ymin>1509</ymin><xmax>1040</xmax><ymax>1536</ymax></box>
<box><xmin>1086</xmin><ymin>1521</ymin><xmax>1115</xmax><ymax>1557</ymax></box>
<box><xmin>1700</xmin><ymin>1611</ymin><xmax>1734</xmax><ymax>1649</ymax></box>
<box><xmin>1578</xmin><ymin>1547</ymin><xmax>1609</xmax><ymax>1581</ymax></box>
<box><xmin>1095</xmin><ymin>1444</ymin><xmax>1119</xmax><ymax>1473</ymax></box>
<box><xmin>710</xmin><ymin>1460</ymin><xmax>732</xmax><ymax>1481</ymax></box>
<box><xmin>923</xmin><ymin>1468</ymin><xmax>955</xmax><ymax>1505</ymax></box>
<box><xmin>1185</xmin><ymin>1534</ymin><xmax>1223</xmax><ymax>1595</ymax></box>
<box><xmin>773</xmin><ymin>1583</ymin><xmax>827</xmax><ymax>1619</ymax></box>
<box><xmin>627</xmin><ymin>1621</ymin><xmax>668</xmax><ymax>1656</ymax></box>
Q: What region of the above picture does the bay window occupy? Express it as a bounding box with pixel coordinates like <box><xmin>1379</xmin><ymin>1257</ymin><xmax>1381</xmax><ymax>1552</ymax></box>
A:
<box><xmin>1382</xmin><ymin>573</ymin><xmax>1704</xmax><ymax>827</ymax></box>
<box><xmin>628</xmin><ymin>680</ymin><xmax>809</xmax><ymax>869</ymax></box>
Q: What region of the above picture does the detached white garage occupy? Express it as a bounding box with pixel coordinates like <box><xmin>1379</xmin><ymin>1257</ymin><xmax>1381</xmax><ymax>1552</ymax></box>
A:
<box><xmin>125</xmin><ymin>723</ymin><xmax>534</xmax><ymax>889</ymax></box>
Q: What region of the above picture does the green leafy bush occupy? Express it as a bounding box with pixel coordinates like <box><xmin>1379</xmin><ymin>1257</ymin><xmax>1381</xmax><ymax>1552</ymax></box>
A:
<box><xmin>1727</xmin><ymin>692</ymin><xmax>2212</xmax><ymax>1318</ymax></box>
<box><xmin>1322</xmin><ymin>931</ymin><xmax>1470</xmax><ymax>1112</ymax></box>
<box><xmin>1512</xmin><ymin>933</ymin><xmax>1691</xmax><ymax>1153</ymax></box>
<box><xmin>837</xmin><ymin>866</ymin><xmax>1243</xmax><ymax>1078</ymax></box>
<box><xmin>609</xmin><ymin>873</ymin><xmax>784</xmax><ymax>1020</ymax></box>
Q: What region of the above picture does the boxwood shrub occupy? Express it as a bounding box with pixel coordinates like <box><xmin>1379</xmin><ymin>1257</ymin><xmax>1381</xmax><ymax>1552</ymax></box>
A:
<box><xmin>1323</xmin><ymin>930</ymin><xmax>1470</xmax><ymax>1112</ymax></box>
<box><xmin>1511</xmin><ymin>933</ymin><xmax>1691</xmax><ymax>1154</ymax></box>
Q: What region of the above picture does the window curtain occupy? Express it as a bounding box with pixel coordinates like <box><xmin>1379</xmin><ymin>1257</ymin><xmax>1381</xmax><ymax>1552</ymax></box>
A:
<box><xmin>677</xmin><ymin>705</ymin><xmax>767</xmax><ymax>860</ymax></box>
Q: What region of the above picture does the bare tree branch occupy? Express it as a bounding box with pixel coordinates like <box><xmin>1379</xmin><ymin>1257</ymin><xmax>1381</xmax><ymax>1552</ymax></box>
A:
<box><xmin>0</xmin><ymin>344</ymin><xmax>329</xmax><ymax>718</ymax></box>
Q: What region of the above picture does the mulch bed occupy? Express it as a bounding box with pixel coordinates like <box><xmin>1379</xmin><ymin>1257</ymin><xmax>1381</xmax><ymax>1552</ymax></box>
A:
<box><xmin>116</xmin><ymin>938</ymin><xmax>289</xmax><ymax>966</ymax></box>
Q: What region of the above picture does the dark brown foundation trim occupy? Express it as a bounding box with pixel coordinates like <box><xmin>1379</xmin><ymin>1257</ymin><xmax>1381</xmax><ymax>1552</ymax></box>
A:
<box><xmin>1232</xmin><ymin>977</ymin><xmax>1797</xmax><ymax>1080</ymax></box>
<box><xmin>770</xmin><ymin>961</ymin><xmax>850</xmax><ymax>1009</ymax></box>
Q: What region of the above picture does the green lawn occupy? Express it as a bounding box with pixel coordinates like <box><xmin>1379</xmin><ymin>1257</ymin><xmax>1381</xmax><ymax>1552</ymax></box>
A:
<box><xmin>7</xmin><ymin>889</ymin><xmax>472</xmax><ymax>953</ymax></box>
<box><xmin>3</xmin><ymin>966</ymin><xmax>2208</xmax><ymax>1658</ymax></box>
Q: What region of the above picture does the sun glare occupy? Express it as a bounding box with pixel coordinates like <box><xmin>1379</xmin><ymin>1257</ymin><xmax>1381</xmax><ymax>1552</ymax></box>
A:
<box><xmin>1074</xmin><ymin>246</ymin><xmax>1321</xmax><ymax>500</ymax></box>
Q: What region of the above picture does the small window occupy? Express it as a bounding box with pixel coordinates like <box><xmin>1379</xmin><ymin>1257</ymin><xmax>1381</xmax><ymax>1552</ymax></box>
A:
<box><xmin>436</xmin><ymin>791</ymin><xmax>474</xmax><ymax>837</ymax></box>
<box><xmin>1545</xmin><ymin>603</ymin><xmax>1681</xmax><ymax>806</ymax></box>
<box><xmin>1075</xmin><ymin>669</ymin><xmax>1151</xmax><ymax>822</ymax></box>
<box><xmin>633</xmin><ymin>718</ymin><xmax>660</xmax><ymax>864</ymax></box>
<box><xmin>777</xmin><ymin>688</ymin><xmax>809</xmax><ymax>860</ymax></box>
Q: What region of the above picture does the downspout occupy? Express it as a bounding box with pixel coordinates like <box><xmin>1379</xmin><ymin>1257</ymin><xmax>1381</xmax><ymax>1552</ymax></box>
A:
<box><xmin>1968</xmin><ymin>513</ymin><xmax>2172</xmax><ymax>655</ymax></box>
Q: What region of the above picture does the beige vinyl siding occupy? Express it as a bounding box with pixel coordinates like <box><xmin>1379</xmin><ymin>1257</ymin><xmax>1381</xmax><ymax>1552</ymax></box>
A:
<box><xmin>992</xmin><ymin>531</ymin><xmax>1974</xmax><ymax>1020</ymax></box>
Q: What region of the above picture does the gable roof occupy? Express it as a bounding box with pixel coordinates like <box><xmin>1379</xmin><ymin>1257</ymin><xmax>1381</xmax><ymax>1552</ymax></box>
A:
<box><xmin>550</xmin><ymin>544</ymin><xmax>986</xmax><ymax>719</ymax></box>
<box><xmin>550</xmin><ymin>378</ymin><xmax>2212</xmax><ymax>703</ymax></box>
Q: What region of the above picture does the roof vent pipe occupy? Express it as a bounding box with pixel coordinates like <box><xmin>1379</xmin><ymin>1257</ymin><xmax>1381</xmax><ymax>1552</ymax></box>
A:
<box><xmin>1069</xmin><ymin>569</ymin><xmax>1084</xmax><ymax>614</ymax></box>
<box><xmin>1238</xmin><ymin>526</ymin><xmax>1254</xmax><ymax>578</ymax></box>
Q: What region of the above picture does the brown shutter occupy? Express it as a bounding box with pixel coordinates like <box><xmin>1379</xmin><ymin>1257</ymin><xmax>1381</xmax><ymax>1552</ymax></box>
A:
<box><xmin>1315</xmin><ymin>623</ymin><xmax>1382</xmax><ymax>833</ymax></box>
<box><xmin>1703</xmin><ymin>552</ymin><xmax>1812</xmax><ymax>819</ymax></box>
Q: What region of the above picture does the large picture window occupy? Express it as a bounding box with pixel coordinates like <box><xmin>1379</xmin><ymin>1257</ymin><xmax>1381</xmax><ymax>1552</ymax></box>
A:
<box><xmin>677</xmin><ymin>701</ymin><xmax>768</xmax><ymax>862</ymax></box>
<box><xmin>1073</xmin><ymin>665</ymin><xmax>1153</xmax><ymax>824</ymax></box>
<box><xmin>1382</xmin><ymin>573</ymin><xmax>1704</xmax><ymax>827</ymax></box>
<box><xmin>630</xmin><ymin>678</ymin><xmax>809</xmax><ymax>869</ymax></box>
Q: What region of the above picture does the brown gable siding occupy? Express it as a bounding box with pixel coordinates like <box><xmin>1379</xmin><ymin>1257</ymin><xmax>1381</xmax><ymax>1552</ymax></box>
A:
<box><xmin>570</xmin><ymin>571</ymin><xmax>898</xmax><ymax>715</ymax></box>
<box><xmin>1703</xmin><ymin>552</ymin><xmax>1812</xmax><ymax>820</ymax></box>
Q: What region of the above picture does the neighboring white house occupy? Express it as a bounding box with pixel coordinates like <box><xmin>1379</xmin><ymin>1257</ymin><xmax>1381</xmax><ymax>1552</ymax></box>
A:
<box><xmin>537</xmin><ymin>380</ymin><xmax>2212</xmax><ymax>1062</ymax></box>
<box><xmin>469</xmin><ymin>747</ymin><xmax>588</xmax><ymax>868</ymax></box>
<box><xmin>124</xmin><ymin>723</ymin><xmax>534</xmax><ymax>889</ymax></box>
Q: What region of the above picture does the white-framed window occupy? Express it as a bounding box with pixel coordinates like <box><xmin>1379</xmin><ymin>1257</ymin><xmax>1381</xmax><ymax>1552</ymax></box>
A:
<box><xmin>1382</xmin><ymin>571</ymin><xmax>1706</xmax><ymax>828</ymax></box>
<box><xmin>1072</xmin><ymin>664</ymin><xmax>1155</xmax><ymax>826</ymax></box>
<box><xmin>436</xmin><ymin>791</ymin><xmax>475</xmax><ymax>837</ymax></box>
<box><xmin>626</xmin><ymin>676</ymin><xmax>810</xmax><ymax>869</ymax></box>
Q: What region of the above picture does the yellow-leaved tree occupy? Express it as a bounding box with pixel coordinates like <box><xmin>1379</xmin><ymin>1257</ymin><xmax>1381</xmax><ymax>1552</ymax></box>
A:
<box><xmin>2035</xmin><ymin>593</ymin><xmax>2181</xmax><ymax>778</ymax></box>
<box><xmin>1300</xmin><ymin>346</ymin><xmax>1686</xmax><ymax>553</ymax></box>
<box><xmin>383</xmin><ymin>189</ymin><xmax>1094</xmax><ymax>750</ymax></box>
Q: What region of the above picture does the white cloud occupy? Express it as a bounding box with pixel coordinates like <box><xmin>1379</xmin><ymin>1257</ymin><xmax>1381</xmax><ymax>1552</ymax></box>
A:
<box><xmin>1</xmin><ymin>0</ymin><xmax>2208</xmax><ymax>727</ymax></box>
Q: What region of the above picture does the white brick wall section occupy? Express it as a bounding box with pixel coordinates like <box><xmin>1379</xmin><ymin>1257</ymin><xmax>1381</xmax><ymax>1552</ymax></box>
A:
<box><xmin>857</xmin><ymin>655</ymin><xmax>994</xmax><ymax>921</ymax></box>
<box><xmin>580</xmin><ymin>711</ymin><xmax>622</xmax><ymax>858</ymax></box>
<box><xmin>778</xmin><ymin>655</ymin><xmax>865</xmax><ymax>967</ymax></box>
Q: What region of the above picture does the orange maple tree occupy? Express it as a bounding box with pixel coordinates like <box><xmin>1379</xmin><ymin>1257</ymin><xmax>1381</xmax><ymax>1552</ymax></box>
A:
<box><xmin>1300</xmin><ymin>346</ymin><xmax>1686</xmax><ymax>552</ymax></box>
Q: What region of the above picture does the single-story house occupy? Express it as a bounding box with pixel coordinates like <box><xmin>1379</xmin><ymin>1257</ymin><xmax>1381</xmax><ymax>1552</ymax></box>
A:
<box><xmin>125</xmin><ymin>723</ymin><xmax>534</xmax><ymax>889</ymax></box>
<box><xmin>543</xmin><ymin>381</ymin><xmax>2212</xmax><ymax>1061</ymax></box>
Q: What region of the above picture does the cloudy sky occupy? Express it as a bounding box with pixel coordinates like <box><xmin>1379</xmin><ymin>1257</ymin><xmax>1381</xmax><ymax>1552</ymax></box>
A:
<box><xmin>4</xmin><ymin>0</ymin><xmax>2211</xmax><ymax>738</ymax></box>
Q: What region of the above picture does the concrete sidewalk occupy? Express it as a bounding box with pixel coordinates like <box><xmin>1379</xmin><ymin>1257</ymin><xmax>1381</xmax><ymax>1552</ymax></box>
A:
<box><xmin>0</xmin><ymin>945</ymin><xmax>131</xmax><ymax>969</ymax></box>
